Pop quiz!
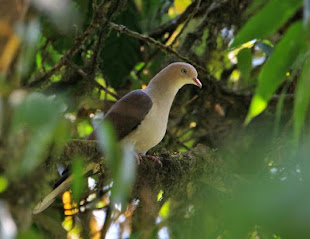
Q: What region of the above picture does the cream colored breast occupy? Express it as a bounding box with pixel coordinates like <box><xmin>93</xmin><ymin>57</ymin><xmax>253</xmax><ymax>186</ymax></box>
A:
<box><xmin>121</xmin><ymin>102</ymin><xmax>168</xmax><ymax>154</ymax></box>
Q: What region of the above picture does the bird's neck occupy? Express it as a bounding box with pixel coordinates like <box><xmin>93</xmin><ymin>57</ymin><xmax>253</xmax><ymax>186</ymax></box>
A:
<box><xmin>143</xmin><ymin>79</ymin><xmax>180</xmax><ymax>108</ymax></box>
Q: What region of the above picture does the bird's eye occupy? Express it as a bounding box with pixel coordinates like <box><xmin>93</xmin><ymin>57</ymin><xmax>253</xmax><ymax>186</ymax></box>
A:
<box><xmin>181</xmin><ymin>68</ymin><xmax>187</xmax><ymax>74</ymax></box>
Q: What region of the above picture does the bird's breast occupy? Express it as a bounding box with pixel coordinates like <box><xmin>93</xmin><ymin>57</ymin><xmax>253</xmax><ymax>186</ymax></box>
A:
<box><xmin>121</xmin><ymin>103</ymin><xmax>169</xmax><ymax>154</ymax></box>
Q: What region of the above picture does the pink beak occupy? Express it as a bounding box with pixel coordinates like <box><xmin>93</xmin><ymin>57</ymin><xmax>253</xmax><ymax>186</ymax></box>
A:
<box><xmin>193</xmin><ymin>78</ymin><xmax>202</xmax><ymax>88</ymax></box>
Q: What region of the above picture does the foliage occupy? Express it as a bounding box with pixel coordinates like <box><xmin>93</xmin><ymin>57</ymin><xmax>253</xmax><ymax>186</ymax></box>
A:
<box><xmin>1</xmin><ymin>0</ymin><xmax>310</xmax><ymax>238</ymax></box>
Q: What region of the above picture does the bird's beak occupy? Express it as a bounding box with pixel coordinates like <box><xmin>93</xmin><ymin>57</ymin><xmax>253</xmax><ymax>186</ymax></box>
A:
<box><xmin>193</xmin><ymin>78</ymin><xmax>202</xmax><ymax>88</ymax></box>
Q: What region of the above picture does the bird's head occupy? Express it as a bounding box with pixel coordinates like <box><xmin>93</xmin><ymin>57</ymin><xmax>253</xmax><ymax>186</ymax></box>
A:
<box><xmin>153</xmin><ymin>62</ymin><xmax>202</xmax><ymax>90</ymax></box>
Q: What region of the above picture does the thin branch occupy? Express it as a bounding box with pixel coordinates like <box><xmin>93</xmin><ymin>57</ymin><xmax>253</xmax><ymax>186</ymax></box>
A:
<box><xmin>65</xmin><ymin>58</ymin><xmax>88</xmax><ymax>78</ymax></box>
<box><xmin>171</xmin><ymin>95</ymin><xmax>199</xmax><ymax>114</ymax></box>
<box><xmin>96</xmin><ymin>82</ymin><xmax>120</xmax><ymax>100</ymax></box>
<box><xmin>166</xmin><ymin>130</ymin><xmax>191</xmax><ymax>151</ymax></box>
<box><xmin>29</xmin><ymin>1</ymin><xmax>112</xmax><ymax>87</ymax></box>
<box><xmin>181</xmin><ymin>0</ymin><xmax>228</xmax><ymax>52</ymax></box>
<box><xmin>148</xmin><ymin>1</ymin><xmax>207</xmax><ymax>38</ymax></box>
<box><xmin>170</xmin><ymin>0</ymin><xmax>202</xmax><ymax>47</ymax></box>
<box><xmin>89</xmin><ymin>0</ymin><xmax>125</xmax><ymax>75</ymax></box>
<box><xmin>107</xmin><ymin>21</ymin><xmax>210</xmax><ymax>76</ymax></box>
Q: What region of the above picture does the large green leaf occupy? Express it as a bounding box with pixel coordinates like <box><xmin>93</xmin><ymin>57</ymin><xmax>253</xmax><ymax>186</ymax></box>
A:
<box><xmin>100</xmin><ymin>2</ymin><xmax>141</xmax><ymax>89</ymax></box>
<box><xmin>245</xmin><ymin>21</ymin><xmax>307</xmax><ymax>124</ymax></box>
<box><xmin>138</xmin><ymin>0</ymin><xmax>164</xmax><ymax>32</ymax></box>
<box><xmin>294</xmin><ymin>54</ymin><xmax>310</xmax><ymax>141</ymax></box>
<box><xmin>230</xmin><ymin>0</ymin><xmax>302</xmax><ymax>49</ymax></box>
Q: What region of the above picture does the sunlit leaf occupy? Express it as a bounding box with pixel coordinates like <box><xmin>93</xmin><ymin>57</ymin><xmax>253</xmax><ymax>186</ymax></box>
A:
<box><xmin>174</xmin><ymin>0</ymin><xmax>191</xmax><ymax>14</ymax></box>
<box><xmin>77</xmin><ymin>121</ymin><xmax>93</xmax><ymax>138</ymax></box>
<box><xmin>245</xmin><ymin>21</ymin><xmax>306</xmax><ymax>124</ymax></box>
<box><xmin>230</xmin><ymin>0</ymin><xmax>302</xmax><ymax>49</ymax></box>
<box><xmin>159</xmin><ymin>200</ymin><xmax>170</xmax><ymax>219</ymax></box>
<box><xmin>237</xmin><ymin>48</ymin><xmax>252</xmax><ymax>82</ymax></box>
<box><xmin>0</xmin><ymin>175</ymin><xmax>8</xmax><ymax>193</ymax></box>
<box><xmin>294</xmin><ymin>54</ymin><xmax>310</xmax><ymax>142</ymax></box>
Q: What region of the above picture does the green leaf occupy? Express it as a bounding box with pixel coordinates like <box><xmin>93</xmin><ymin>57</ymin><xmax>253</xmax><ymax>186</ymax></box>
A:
<box><xmin>245</xmin><ymin>21</ymin><xmax>307</xmax><ymax>124</ymax></box>
<box><xmin>244</xmin><ymin>0</ymin><xmax>269</xmax><ymax>16</ymax></box>
<box><xmin>95</xmin><ymin>121</ymin><xmax>136</xmax><ymax>208</ymax></box>
<box><xmin>0</xmin><ymin>175</ymin><xmax>8</xmax><ymax>193</ymax></box>
<box><xmin>237</xmin><ymin>48</ymin><xmax>252</xmax><ymax>82</ymax></box>
<box><xmin>111</xmin><ymin>144</ymin><xmax>136</xmax><ymax>208</ymax></box>
<box><xmin>95</xmin><ymin>121</ymin><xmax>120</xmax><ymax>164</ymax></box>
<box><xmin>10</xmin><ymin>93</ymin><xmax>64</xmax><ymax>175</ymax></box>
<box><xmin>230</xmin><ymin>0</ymin><xmax>302</xmax><ymax>49</ymax></box>
<box><xmin>72</xmin><ymin>157</ymin><xmax>86</xmax><ymax>202</ymax></box>
<box><xmin>17</xmin><ymin>228</ymin><xmax>42</xmax><ymax>239</ymax></box>
<box><xmin>294</xmin><ymin>54</ymin><xmax>310</xmax><ymax>141</ymax></box>
<box><xmin>138</xmin><ymin>0</ymin><xmax>164</xmax><ymax>32</ymax></box>
<box><xmin>100</xmin><ymin>2</ymin><xmax>141</xmax><ymax>89</ymax></box>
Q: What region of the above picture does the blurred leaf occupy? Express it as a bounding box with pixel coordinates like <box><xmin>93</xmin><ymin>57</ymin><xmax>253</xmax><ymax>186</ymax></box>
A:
<box><xmin>245</xmin><ymin>0</ymin><xmax>269</xmax><ymax>15</ymax></box>
<box><xmin>77</xmin><ymin>121</ymin><xmax>93</xmax><ymax>138</ymax></box>
<box><xmin>274</xmin><ymin>82</ymin><xmax>290</xmax><ymax>137</ymax></box>
<box><xmin>294</xmin><ymin>54</ymin><xmax>310</xmax><ymax>142</ymax></box>
<box><xmin>224</xmin><ymin>179</ymin><xmax>310</xmax><ymax>239</ymax></box>
<box><xmin>174</xmin><ymin>0</ymin><xmax>191</xmax><ymax>14</ymax></box>
<box><xmin>41</xmin><ymin>19</ymin><xmax>74</xmax><ymax>53</ymax></box>
<box><xmin>31</xmin><ymin>0</ymin><xmax>82</xmax><ymax>34</ymax></box>
<box><xmin>237</xmin><ymin>48</ymin><xmax>252</xmax><ymax>82</ymax></box>
<box><xmin>0</xmin><ymin>175</ymin><xmax>8</xmax><ymax>193</ymax></box>
<box><xmin>72</xmin><ymin>157</ymin><xmax>86</xmax><ymax>202</ymax></box>
<box><xmin>100</xmin><ymin>2</ymin><xmax>141</xmax><ymax>89</ymax></box>
<box><xmin>137</xmin><ymin>0</ymin><xmax>164</xmax><ymax>31</ymax></box>
<box><xmin>95</xmin><ymin>121</ymin><xmax>136</xmax><ymax>208</ymax></box>
<box><xmin>111</xmin><ymin>144</ymin><xmax>136</xmax><ymax>207</ymax></box>
<box><xmin>230</xmin><ymin>0</ymin><xmax>302</xmax><ymax>49</ymax></box>
<box><xmin>13</xmin><ymin>93</ymin><xmax>62</xmax><ymax>128</ymax></box>
<box><xmin>159</xmin><ymin>200</ymin><xmax>170</xmax><ymax>219</ymax></box>
<box><xmin>17</xmin><ymin>227</ymin><xmax>42</xmax><ymax>239</ymax></box>
<box><xmin>245</xmin><ymin>21</ymin><xmax>306</xmax><ymax>124</ymax></box>
<box><xmin>10</xmin><ymin>93</ymin><xmax>64</xmax><ymax>175</ymax></box>
<box><xmin>16</xmin><ymin>19</ymin><xmax>41</xmax><ymax>77</ymax></box>
<box><xmin>95</xmin><ymin>120</ymin><xmax>120</xmax><ymax>163</ymax></box>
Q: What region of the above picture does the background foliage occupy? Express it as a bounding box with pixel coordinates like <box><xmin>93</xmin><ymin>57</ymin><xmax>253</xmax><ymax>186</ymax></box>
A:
<box><xmin>1</xmin><ymin>0</ymin><xmax>310</xmax><ymax>238</ymax></box>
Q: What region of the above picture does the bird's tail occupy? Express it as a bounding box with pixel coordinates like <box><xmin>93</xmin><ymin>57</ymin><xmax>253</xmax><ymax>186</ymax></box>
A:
<box><xmin>33</xmin><ymin>163</ymin><xmax>101</xmax><ymax>214</ymax></box>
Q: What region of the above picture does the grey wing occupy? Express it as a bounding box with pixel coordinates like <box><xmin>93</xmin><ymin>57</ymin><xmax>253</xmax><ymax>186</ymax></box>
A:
<box><xmin>88</xmin><ymin>90</ymin><xmax>153</xmax><ymax>140</ymax></box>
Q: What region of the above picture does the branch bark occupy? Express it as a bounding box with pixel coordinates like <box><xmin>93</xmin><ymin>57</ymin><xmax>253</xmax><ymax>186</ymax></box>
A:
<box><xmin>32</xmin><ymin>139</ymin><xmax>233</xmax><ymax>236</ymax></box>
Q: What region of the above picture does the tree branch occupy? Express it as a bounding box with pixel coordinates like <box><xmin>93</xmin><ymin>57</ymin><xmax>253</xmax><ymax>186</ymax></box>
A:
<box><xmin>28</xmin><ymin>1</ymin><xmax>112</xmax><ymax>87</ymax></box>
<box><xmin>148</xmin><ymin>1</ymin><xmax>208</xmax><ymax>38</ymax></box>
<box><xmin>107</xmin><ymin>21</ymin><xmax>211</xmax><ymax>77</ymax></box>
